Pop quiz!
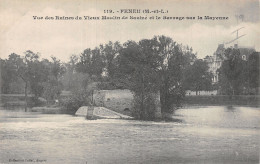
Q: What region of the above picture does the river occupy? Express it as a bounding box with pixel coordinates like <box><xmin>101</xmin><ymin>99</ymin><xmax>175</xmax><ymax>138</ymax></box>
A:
<box><xmin>0</xmin><ymin>106</ymin><xmax>259</xmax><ymax>164</ymax></box>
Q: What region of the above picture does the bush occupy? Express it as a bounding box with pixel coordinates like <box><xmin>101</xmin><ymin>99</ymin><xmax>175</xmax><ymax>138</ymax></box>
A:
<box><xmin>60</xmin><ymin>96</ymin><xmax>86</xmax><ymax>114</ymax></box>
<box><xmin>59</xmin><ymin>86</ymin><xmax>93</xmax><ymax>114</ymax></box>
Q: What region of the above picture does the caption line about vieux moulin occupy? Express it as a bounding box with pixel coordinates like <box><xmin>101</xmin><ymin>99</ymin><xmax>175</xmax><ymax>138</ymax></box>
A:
<box><xmin>32</xmin><ymin>9</ymin><xmax>229</xmax><ymax>21</ymax></box>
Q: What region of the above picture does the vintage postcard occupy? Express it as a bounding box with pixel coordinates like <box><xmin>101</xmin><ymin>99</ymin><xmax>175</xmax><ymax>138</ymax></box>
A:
<box><xmin>0</xmin><ymin>0</ymin><xmax>259</xmax><ymax>163</ymax></box>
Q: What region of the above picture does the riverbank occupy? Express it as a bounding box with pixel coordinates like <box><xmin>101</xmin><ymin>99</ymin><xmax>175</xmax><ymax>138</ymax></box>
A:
<box><xmin>183</xmin><ymin>95</ymin><xmax>259</xmax><ymax>107</ymax></box>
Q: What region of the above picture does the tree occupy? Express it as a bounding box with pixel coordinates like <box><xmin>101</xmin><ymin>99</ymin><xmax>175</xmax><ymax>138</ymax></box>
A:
<box><xmin>155</xmin><ymin>36</ymin><xmax>186</xmax><ymax>117</ymax></box>
<box><xmin>42</xmin><ymin>57</ymin><xmax>65</xmax><ymax>104</ymax></box>
<box><xmin>76</xmin><ymin>47</ymin><xmax>105</xmax><ymax>79</ymax></box>
<box><xmin>182</xmin><ymin>45</ymin><xmax>197</xmax><ymax>67</ymax></box>
<box><xmin>246</xmin><ymin>52</ymin><xmax>259</xmax><ymax>94</ymax></box>
<box><xmin>102</xmin><ymin>41</ymin><xmax>122</xmax><ymax>78</ymax></box>
<box><xmin>117</xmin><ymin>36</ymin><xmax>195</xmax><ymax>120</ymax></box>
<box><xmin>0</xmin><ymin>58</ymin><xmax>19</xmax><ymax>93</ymax></box>
<box><xmin>5</xmin><ymin>51</ymin><xmax>52</xmax><ymax>109</ymax></box>
<box><xmin>62</xmin><ymin>52</ymin><xmax>100</xmax><ymax>111</ymax></box>
<box><xmin>183</xmin><ymin>59</ymin><xmax>213</xmax><ymax>95</ymax></box>
<box><xmin>42</xmin><ymin>76</ymin><xmax>62</xmax><ymax>104</ymax></box>
<box><xmin>49</xmin><ymin>57</ymin><xmax>65</xmax><ymax>80</ymax></box>
<box><xmin>61</xmin><ymin>55</ymin><xmax>79</xmax><ymax>90</ymax></box>
<box><xmin>118</xmin><ymin>40</ymin><xmax>159</xmax><ymax>120</ymax></box>
<box><xmin>7</xmin><ymin>53</ymin><xmax>30</xmax><ymax>111</ymax></box>
<box><xmin>218</xmin><ymin>48</ymin><xmax>245</xmax><ymax>96</ymax></box>
<box><xmin>24</xmin><ymin>50</ymin><xmax>48</xmax><ymax>99</ymax></box>
<box><xmin>94</xmin><ymin>42</ymin><xmax>123</xmax><ymax>90</ymax></box>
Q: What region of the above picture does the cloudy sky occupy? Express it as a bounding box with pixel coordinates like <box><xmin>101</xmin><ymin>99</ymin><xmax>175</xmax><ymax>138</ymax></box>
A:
<box><xmin>0</xmin><ymin>0</ymin><xmax>259</xmax><ymax>61</ymax></box>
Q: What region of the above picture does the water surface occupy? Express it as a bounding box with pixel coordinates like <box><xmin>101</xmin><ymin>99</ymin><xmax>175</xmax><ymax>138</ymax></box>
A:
<box><xmin>0</xmin><ymin>106</ymin><xmax>259</xmax><ymax>164</ymax></box>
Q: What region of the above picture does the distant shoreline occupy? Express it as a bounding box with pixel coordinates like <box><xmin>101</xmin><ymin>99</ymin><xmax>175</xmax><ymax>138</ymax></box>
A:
<box><xmin>183</xmin><ymin>95</ymin><xmax>259</xmax><ymax>107</ymax></box>
<box><xmin>1</xmin><ymin>94</ymin><xmax>259</xmax><ymax>109</ymax></box>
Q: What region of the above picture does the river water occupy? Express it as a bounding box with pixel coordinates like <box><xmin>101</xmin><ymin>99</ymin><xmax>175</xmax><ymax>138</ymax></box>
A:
<box><xmin>0</xmin><ymin>106</ymin><xmax>259</xmax><ymax>164</ymax></box>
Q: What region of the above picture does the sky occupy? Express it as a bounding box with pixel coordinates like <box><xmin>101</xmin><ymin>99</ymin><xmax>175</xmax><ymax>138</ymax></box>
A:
<box><xmin>0</xmin><ymin>0</ymin><xmax>259</xmax><ymax>61</ymax></box>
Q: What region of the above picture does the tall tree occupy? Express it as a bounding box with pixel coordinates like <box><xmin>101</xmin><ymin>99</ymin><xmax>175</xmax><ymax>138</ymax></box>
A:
<box><xmin>118</xmin><ymin>40</ymin><xmax>159</xmax><ymax>120</ymax></box>
<box><xmin>155</xmin><ymin>35</ymin><xmax>186</xmax><ymax>117</ymax></box>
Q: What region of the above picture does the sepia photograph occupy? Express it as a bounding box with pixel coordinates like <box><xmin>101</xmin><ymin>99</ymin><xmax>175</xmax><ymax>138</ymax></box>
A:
<box><xmin>0</xmin><ymin>0</ymin><xmax>259</xmax><ymax>163</ymax></box>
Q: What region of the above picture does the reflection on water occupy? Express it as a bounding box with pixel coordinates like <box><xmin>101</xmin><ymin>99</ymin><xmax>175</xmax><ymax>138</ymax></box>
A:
<box><xmin>0</xmin><ymin>106</ymin><xmax>259</xmax><ymax>164</ymax></box>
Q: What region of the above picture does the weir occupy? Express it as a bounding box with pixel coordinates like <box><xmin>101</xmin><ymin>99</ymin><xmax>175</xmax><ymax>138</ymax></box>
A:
<box><xmin>75</xmin><ymin>106</ymin><xmax>133</xmax><ymax>119</ymax></box>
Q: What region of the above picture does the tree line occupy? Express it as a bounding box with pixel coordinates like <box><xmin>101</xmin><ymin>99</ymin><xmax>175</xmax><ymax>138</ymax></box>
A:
<box><xmin>1</xmin><ymin>51</ymin><xmax>64</xmax><ymax>111</ymax></box>
<box><xmin>1</xmin><ymin>35</ymin><xmax>258</xmax><ymax>119</ymax></box>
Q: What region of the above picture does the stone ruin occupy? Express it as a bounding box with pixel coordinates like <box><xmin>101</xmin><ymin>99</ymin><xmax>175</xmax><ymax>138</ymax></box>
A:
<box><xmin>93</xmin><ymin>89</ymin><xmax>162</xmax><ymax>118</ymax></box>
<box><xmin>93</xmin><ymin>89</ymin><xmax>133</xmax><ymax>115</ymax></box>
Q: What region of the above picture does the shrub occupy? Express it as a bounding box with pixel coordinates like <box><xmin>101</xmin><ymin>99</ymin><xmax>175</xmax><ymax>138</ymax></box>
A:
<box><xmin>60</xmin><ymin>95</ymin><xmax>87</xmax><ymax>114</ymax></box>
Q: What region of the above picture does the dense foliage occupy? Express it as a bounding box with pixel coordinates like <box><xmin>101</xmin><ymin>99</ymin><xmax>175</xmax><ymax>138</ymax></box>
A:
<box><xmin>0</xmin><ymin>51</ymin><xmax>65</xmax><ymax>110</ymax></box>
<box><xmin>218</xmin><ymin>48</ymin><xmax>259</xmax><ymax>96</ymax></box>
<box><xmin>183</xmin><ymin>59</ymin><xmax>213</xmax><ymax>95</ymax></box>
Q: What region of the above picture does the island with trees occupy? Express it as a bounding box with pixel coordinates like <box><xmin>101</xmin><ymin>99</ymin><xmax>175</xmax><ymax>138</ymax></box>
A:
<box><xmin>0</xmin><ymin>35</ymin><xmax>259</xmax><ymax>120</ymax></box>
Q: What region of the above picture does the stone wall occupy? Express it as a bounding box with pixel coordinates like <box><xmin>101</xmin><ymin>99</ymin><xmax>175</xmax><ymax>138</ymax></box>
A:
<box><xmin>93</xmin><ymin>90</ymin><xmax>134</xmax><ymax>115</ymax></box>
<box><xmin>93</xmin><ymin>89</ymin><xmax>162</xmax><ymax>118</ymax></box>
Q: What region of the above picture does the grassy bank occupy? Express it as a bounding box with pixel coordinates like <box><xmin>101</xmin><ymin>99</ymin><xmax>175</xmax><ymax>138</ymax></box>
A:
<box><xmin>183</xmin><ymin>95</ymin><xmax>259</xmax><ymax>107</ymax></box>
